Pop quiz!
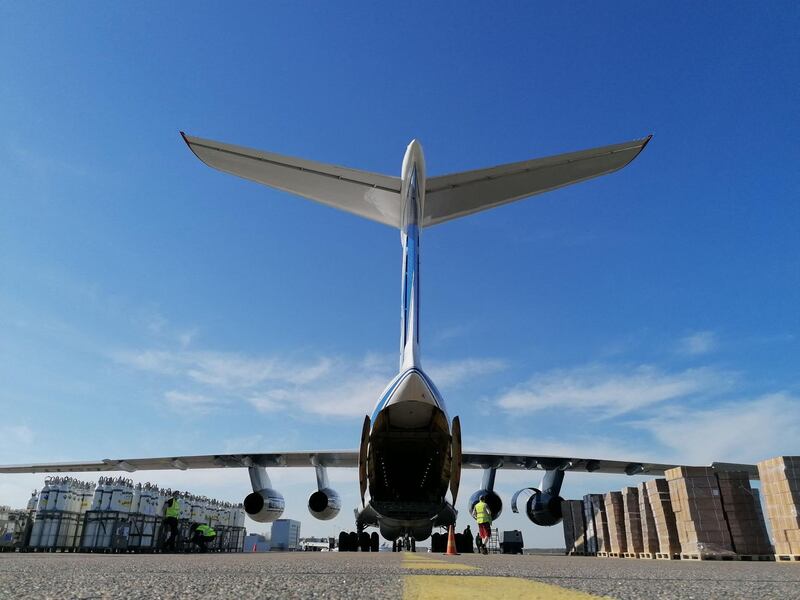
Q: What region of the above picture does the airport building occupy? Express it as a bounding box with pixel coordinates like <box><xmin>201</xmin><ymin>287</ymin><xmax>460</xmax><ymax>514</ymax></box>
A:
<box><xmin>270</xmin><ymin>519</ymin><xmax>301</xmax><ymax>551</ymax></box>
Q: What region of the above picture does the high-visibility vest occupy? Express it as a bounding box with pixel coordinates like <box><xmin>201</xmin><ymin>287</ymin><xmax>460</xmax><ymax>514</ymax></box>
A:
<box><xmin>197</xmin><ymin>524</ymin><xmax>216</xmax><ymax>538</ymax></box>
<box><xmin>165</xmin><ymin>498</ymin><xmax>181</xmax><ymax>518</ymax></box>
<box><xmin>475</xmin><ymin>500</ymin><xmax>491</xmax><ymax>524</ymax></box>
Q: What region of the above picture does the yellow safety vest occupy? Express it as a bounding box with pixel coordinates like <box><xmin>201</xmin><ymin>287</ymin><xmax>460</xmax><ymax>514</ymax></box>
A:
<box><xmin>197</xmin><ymin>524</ymin><xmax>216</xmax><ymax>538</ymax></box>
<box><xmin>165</xmin><ymin>498</ymin><xmax>180</xmax><ymax>518</ymax></box>
<box><xmin>475</xmin><ymin>500</ymin><xmax>491</xmax><ymax>524</ymax></box>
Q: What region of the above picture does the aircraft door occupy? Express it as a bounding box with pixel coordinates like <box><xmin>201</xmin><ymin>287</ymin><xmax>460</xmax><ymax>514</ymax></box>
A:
<box><xmin>358</xmin><ymin>415</ymin><xmax>370</xmax><ymax>507</ymax></box>
<box><xmin>450</xmin><ymin>416</ymin><xmax>462</xmax><ymax>504</ymax></box>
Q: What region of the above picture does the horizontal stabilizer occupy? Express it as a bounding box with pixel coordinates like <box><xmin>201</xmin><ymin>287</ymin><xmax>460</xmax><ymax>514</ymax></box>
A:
<box><xmin>181</xmin><ymin>133</ymin><xmax>402</xmax><ymax>227</ymax></box>
<box><xmin>422</xmin><ymin>136</ymin><xmax>652</xmax><ymax>227</ymax></box>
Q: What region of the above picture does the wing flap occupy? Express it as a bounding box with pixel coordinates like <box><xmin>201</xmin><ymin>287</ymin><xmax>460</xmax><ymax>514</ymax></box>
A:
<box><xmin>182</xmin><ymin>133</ymin><xmax>402</xmax><ymax>227</ymax></box>
<box><xmin>461</xmin><ymin>452</ymin><xmax>759</xmax><ymax>479</ymax></box>
<box><xmin>423</xmin><ymin>136</ymin><xmax>652</xmax><ymax>227</ymax></box>
<box><xmin>0</xmin><ymin>451</ymin><xmax>359</xmax><ymax>474</ymax></box>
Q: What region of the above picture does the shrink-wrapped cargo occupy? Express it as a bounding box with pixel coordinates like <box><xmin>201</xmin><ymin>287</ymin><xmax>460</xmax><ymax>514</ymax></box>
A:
<box><xmin>645</xmin><ymin>478</ymin><xmax>681</xmax><ymax>557</ymax></box>
<box><xmin>757</xmin><ymin>456</ymin><xmax>800</xmax><ymax>557</ymax></box>
<box><xmin>665</xmin><ymin>467</ymin><xmax>734</xmax><ymax>558</ymax></box>
<box><xmin>604</xmin><ymin>491</ymin><xmax>627</xmax><ymax>555</ymax></box>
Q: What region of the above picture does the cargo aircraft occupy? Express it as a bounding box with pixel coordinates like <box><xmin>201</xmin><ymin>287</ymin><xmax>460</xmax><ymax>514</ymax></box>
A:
<box><xmin>0</xmin><ymin>133</ymin><xmax>756</xmax><ymax>548</ymax></box>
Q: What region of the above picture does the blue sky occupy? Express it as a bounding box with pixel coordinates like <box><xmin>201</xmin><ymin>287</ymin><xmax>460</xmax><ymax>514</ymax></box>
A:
<box><xmin>1</xmin><ymin>2</ymin><xmax>798</xmax><ymax>546</ymax></box>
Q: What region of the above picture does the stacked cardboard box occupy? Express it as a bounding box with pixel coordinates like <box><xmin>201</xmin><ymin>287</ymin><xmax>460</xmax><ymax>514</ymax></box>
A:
<box><xmin>638</xmin><ymin>482</ymin><xmax>660</xmax><ymax>556</ymax></box>
<box><xmin>757</xmin><ymin>456</ymin><xmax>800</xmax><ymax>557</ymax></box>
<box><xmin>583</xmin><ymin>494</ymin><xmax>598</xmax><ymax>554</ymax></box>
<box><xmin>604</xmin><ymin>491</ymin><xmax>628</xmax><ymax>555</ymax></box>
<box><xmin>622</xmin><ymin>486</ymin><xmax>644</xmax><ymax>556</ymax></box>
<box><xmin>590</xmin><ymin>494</ymin><xmax>610</xmax><ymax>553</ymax></box>
<box><xmin>561</xmin><ymin>499</ymin><xmax>576</xmax><ymax>554</ymax></box>
<box><xmin>645</xmin><ymin>478</ymin><xmax>681</xmax><ymax>557</ymax></box>
<box><xmin>665</xmin><ymin>466</ymin><xmax>734</xmax><ymax>557</ymax></box>
<box><xmin>715</xmin><ymin>471</ymin><xmax>772</xmax><ymax>556</ymax></box>
<box><xmin>569</xmin><ymin>500</ymin><xmax>587</xmax><ymax>554</ymax></box>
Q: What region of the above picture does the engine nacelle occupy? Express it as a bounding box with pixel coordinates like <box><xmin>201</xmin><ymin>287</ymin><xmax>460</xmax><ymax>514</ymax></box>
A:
<box><xmin>243</xmin><ymin>488</ymin><xmax>285</xmax><ymax>523</ymax></box>
<box><xmin>307</xmin><ymin>487</ymin><xmax>341</xmax><ymax>521</ymax></box>
<box><xmin>469</xmin><ymin>489</ymin><xmax>503</xmax><ymax>521</ymax></box>
<box><xmin>524</xmin><ymin>489</ymin><xmax>563</xmax><ymax>526</ymax></box>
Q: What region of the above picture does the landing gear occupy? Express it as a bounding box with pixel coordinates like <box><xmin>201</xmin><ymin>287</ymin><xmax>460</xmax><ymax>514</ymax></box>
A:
<box><xmin>338</xmin><ymin>530</ymin><xmax>381</xmax><ymax>552</ymax></box>
<box><xmin>392</xmin><ymin>534</ymin><xmax>416</xmax><ymax>552</ymax></box>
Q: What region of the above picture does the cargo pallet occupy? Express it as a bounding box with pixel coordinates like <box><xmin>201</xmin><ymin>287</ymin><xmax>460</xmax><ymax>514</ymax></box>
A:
<box><xmin>596</xmin><ymin>551</ymin><xmax>610</xmax><ymax>557</ymax></box>
<box><xmin>775</xmin><ymin>554</ymin><xmax>800</xmax><ymax>562</ymax></box>
<box><xmin>637</xmin><ymin>552</ymin><xmax>656</xmax><ymax>559</ymax></box>
<box><xmin>656</xmin><ymin>553</ymin><xmax>680</xmax><ymax>560</ymax></box>
<box><xmin>622</xmin><ymin>552</ymin><xmax>638</xmax><ymax>558</ymax></box>
<box><xmin>736</xmin><ymin>555</ymin><xmax>774</xmax><ymax>562</ymax></box>
<box><xmin>680</xmin><ymin>553</ymin><xmax>736</xmax><ymax>561</ymax></box>
<box><xmin>568</xmin><ymin>551</ymin><xmax>590</xmax><ymax>556</ymax></box>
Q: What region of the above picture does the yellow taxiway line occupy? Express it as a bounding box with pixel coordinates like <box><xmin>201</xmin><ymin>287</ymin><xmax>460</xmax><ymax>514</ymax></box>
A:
<box><xmin>402</xmin><ymin>555</ymin><xmax>609</xmax><ymax>599</ymax></box>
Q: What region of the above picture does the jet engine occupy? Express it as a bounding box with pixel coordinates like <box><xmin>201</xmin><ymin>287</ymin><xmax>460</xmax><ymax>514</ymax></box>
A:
<box><xmin>243</xmin><ymin>488</ymin><xmax>285</xmax><ymax>523</ymax></box>
<box><xmin>468</xmin><ymin>489</ymin><xmax>503</xmax><ymax>521</ymax></box>
<box><xmin>307</xmin><ymin>487</ymin><xmax>341</xmax><ymax>520</ymax></box>
<box><xmin>515</xmin><ymin>487</ymin><xmax>563</xmax><ymax>526</ymax></box>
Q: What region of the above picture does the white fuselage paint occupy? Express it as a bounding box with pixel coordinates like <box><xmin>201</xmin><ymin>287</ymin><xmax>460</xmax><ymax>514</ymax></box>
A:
<box><xmin>362</xmin><ymin>142</ymin><xmax>454</xmax><ymax>541</ymax></box>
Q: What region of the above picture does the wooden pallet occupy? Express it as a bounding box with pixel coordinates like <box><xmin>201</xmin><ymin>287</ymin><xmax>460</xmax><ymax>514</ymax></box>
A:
<box><xmin>596</xmin><ymin>551</ymin><xmax>610</xmax><ymax>558</ymax></box>
<box><xmin>775</xmin><ymin>554</ymin><xmax>800</xmax><ymax>562</ymax></box>
<box><xmin>655</xmin><ymin>553</ymin><xmax>680</xmax><ymax>560</ymax></box>
<box><xmin>736</xmin><ymin>555</ymin><xmax>774</xmax><ymax>562</ymax></box>
<box><xmin>568</xmin><ymin>551</ymin><xmax>590</xmax><ymax>556</ymax></box>
<box><xmin>681</xmin><ymin>553</ymin><xmax>736</xmax><ymax>561</ymax></box>
<box><xmin>622</xmin><ymin>552</ymin><xmax>639</xmax><ymax>558</ymax></box>
<box><xmin>608</xmin><ymin>552</ymin><xmax>622</xmax><ymax>558</ymax></box>
<box><xmin>638</xmin><ymin>552</ymin><xmax>656</xmax><ymax>559</ymax></box>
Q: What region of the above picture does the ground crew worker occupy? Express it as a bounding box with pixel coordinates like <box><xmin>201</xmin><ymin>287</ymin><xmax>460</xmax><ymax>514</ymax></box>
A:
<box><xmin>473</xmin><ymin>495</ymin><xmax>492</xmax><ymax>554</ymax></box>
<box><xmin>192</xmin><ymin>523</ymin><xmax>217</xmax><ymax>553</ymax></box>
<box><xmin>162</xmin><ymin>490</ymin><xmax>181</xmax><ymax>551</ymax></box>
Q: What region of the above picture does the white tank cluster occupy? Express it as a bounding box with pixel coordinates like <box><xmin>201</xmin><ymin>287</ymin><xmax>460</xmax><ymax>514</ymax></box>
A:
<box><xmin>28</xmin><ymin>477</ymin><xmax>95</xmax><ymax>549</ymax></box>
<box><xmin>20</xmin><ymin>477</ymin><xmax>246</xmax><ymax>552</ymax></box>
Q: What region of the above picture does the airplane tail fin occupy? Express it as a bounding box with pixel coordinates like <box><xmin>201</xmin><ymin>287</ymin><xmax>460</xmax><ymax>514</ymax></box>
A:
<box><xmin>421</xmin><ymin>136</ymin><xmax>652</xmax><ymax>227</ymax></box>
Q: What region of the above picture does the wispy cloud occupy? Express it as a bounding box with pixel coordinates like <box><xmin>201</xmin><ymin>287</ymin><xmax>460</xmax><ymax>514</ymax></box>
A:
<box><xmin>678</xmin><ymin>331</ymin><xmax>717</xmax><ymax>355</ymax></box>
<box><xmin>427</xmin><ymin>358</ymin><xmax>508</xmax><ymax>388</ymax></box>
<box><xmin>495</xmin><ymin>364</ymin><xmax>731</xmax><ymax>417</ymax></box>
<box><xmin>163</xmin><ymin>391</ymin><xmax>223</xmax><ymax>415</ymax></box>
<box><xmin>116</xmin><ymin>348</ymin><xmax>504</xmax><ymax>418</ymax></box>
<box><xmin>0</xmin><ymin>425</ymin><xmax>34</xmax><ymax>449</ymax></box>
<box><xmin>633</xmin><ymin>392</ymin><xmax>800</xmax><ymax>464</ymax></box>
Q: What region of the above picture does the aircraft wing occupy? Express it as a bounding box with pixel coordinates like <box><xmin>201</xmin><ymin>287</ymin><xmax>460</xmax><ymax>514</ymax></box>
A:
<box><xmin>1</xmin><ymin>450</ymin><xmax>758</xmax><ymax>479</ymax></box>
<box><xmin>0</xmin><ymin>451</ymin><xmax>359</xmax><ymax>474</ymax></box>
<box><xmin>461</xmin><ymin>452</ymin><xmax>760</xmax><ymax>479</ymax></box>
<box><xmin>422</xmin><ymin>136</ymin><xmax>652</xmax><ymax>227</ymax></box>
<box><xmin>181</xmin><ymin>133</ymin><xmax>402</xmax><ymax>227</ymax></box>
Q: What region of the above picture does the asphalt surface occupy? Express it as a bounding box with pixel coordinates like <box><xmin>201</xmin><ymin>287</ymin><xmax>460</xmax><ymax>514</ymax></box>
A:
<box><xmin>1</xmin><ymin>551</ymin><xmax>798</xmax><ymax>599</ymax></box>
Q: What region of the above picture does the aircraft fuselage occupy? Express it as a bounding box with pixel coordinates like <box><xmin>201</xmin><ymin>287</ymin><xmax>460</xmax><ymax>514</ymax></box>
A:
<box><xmin>361</xmin><ymin>142</ymin><xmax>456</xmax><ymax>541</ymax></box>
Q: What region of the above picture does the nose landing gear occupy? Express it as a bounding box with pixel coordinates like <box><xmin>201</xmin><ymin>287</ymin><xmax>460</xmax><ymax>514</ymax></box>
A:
<box><xmin>392</xmin><ymin>534</ymin><xmax>416</xmax><ymax>552</ymax></box>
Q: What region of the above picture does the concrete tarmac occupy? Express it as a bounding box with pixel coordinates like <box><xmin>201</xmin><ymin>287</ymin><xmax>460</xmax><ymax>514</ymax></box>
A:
<box><xmin>1</xmin><ymin>551</ymin><xmax>799</xmax><ymax>599</ymax></box>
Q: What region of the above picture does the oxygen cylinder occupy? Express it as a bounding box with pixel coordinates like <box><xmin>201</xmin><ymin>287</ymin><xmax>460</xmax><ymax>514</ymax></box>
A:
<box><xmin>131</xmin><ymin>483</ymin><xmax>141</xmax><ymax>515</ymax></box>
<box><xmin>100</xmin><ymin>477</ymin><xmax>112</xmax><ymax>511</ymax></box>
<box><xmin>27</xmin><ymin>490</ymin><xmax>38</xmax><ymax>513</ymax></box>
<box><xmin>29</xmin><ymin>480</ymin><xmax>50</xmax><ymax>548</ymax></box>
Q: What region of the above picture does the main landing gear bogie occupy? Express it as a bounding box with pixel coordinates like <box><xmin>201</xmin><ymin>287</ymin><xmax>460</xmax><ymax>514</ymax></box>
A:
<box><xmin>337</xmin><ymin>530</ymin><xmax>379</xmax><ymax>552</ymax></box>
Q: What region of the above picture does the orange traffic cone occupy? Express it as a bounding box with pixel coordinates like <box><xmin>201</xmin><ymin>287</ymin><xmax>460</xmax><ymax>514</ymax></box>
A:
<box><xmin>445</xmin><ymin>525</ymin><xmax>459</xmax><ymax>555</ymax></box>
